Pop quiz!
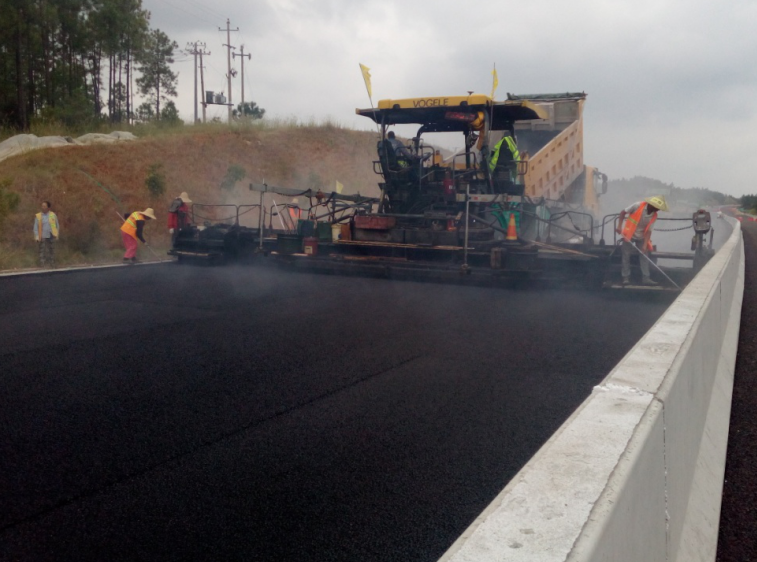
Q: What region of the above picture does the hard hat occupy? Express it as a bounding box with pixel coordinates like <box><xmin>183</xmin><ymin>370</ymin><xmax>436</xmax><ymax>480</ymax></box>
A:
<box><xmin>644</xmin><ymin>195</ymin><xmax>669</xmax><ymax>212</ymax></box>
<box><xmin>142</xmin><ymin>208</ymin><xmax>157</xmax><ymax>220</ymax></box>
<box><xmin>179</xmin><ymin>191</ymin><xmax>192</xmax><ymax>204</ymax></box>
<box><xmin>292</xmin><ymin>198</ymin><xmax>299</xmax><ymax>204</ymax></box>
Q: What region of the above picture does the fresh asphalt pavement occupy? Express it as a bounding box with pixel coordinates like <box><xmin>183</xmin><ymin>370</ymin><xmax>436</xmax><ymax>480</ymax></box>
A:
<box><xmin>0</xmin><ymin>263</ymin><xmax>671</xmax><ymax>561</ymax></box>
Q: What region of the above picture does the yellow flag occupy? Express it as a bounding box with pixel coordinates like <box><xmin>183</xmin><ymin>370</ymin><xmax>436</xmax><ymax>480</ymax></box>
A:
<box><xmin>490</xmin><ymin>65</ymin><xmax>498</xmax><ymax>100</ymax></box>
<box><xmin>335</xmin><ymin>180</ymin><xmax>344</xmax><ymax>194</ymax></box>
<box><xmin>359</xmin><ymin>63</ymin><xmax>372</xmax><ymax>99</ymax></box>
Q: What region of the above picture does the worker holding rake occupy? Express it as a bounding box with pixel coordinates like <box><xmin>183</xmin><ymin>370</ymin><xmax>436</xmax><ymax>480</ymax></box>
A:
<box><xmin>120</xmin><ymin>208</ymin><xmax>156</xmax><ymax>263</ymax></box>
<box><xmin>616</xmin><ymin>195</ymin><xmax>669</xmax><ymax>286</ymax></box>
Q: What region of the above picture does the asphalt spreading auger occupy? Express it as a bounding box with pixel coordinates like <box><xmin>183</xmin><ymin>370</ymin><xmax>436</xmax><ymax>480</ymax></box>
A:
<box><xmin>169</xmin><ymin>92</ymin><xmax>717</xmax><ymax>293</ymax></box>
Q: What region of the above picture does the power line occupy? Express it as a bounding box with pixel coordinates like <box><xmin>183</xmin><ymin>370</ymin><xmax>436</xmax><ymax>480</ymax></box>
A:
<box><xmin>204</xmin><ymin>60</ymin><xmax>229</xmax><ymax>93</ymax></box>
<box><xmin>181</xmin><ymin>0</ymin><xmax>227</xmax><ymax>21</ymax></box>
<box><xmin>150</xmin><ymin>0</ymin><xmax>218</xmax><ymax>26</ymax></box>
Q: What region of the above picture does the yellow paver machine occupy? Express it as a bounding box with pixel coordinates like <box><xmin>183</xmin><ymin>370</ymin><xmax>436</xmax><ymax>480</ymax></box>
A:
<box><xmin>175</xmin><ymin>92</ymin><xmax>715</xmax><ymax>292</ymax></box>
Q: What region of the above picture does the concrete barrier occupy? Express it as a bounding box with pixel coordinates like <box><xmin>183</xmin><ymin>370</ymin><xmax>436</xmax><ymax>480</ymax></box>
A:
<box><xmin>439</xmin><ymin>219</ymin><xmax>744</xmax><ymax>562</ymax></box>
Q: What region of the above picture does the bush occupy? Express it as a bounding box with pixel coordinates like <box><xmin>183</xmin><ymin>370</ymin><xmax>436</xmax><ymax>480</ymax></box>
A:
<box><xmin>160</xmin><ymin>101</ymin><xmax>183</xmax><ymax>126</ymax></box>
<box><xmin>36</xmin><ymin>88</ymin><xmax>98</xmax><ymax>131</ymax></box>
<box><xmin>234</xmin><ymin>101</ymin><xmax>265</xmax><ymax>121</ymax></box>
<box><xmin>221</xmin><ymin>164</ymin><xmax>246</xmax><ymax>190</ymax></box>
<box><xmin>0</xmin><ymin>179</ymin><xmax>20</xmax><ymax>230</ymax></box>
<box><xmin>65</xmin><ymin>219</ymin><xmax>102</xmax><ymax>255</ymax></box>
<box><xmin>145</xmin><ymin>164</ymin><xmax>166</xmax><ymax>198</ymax></box>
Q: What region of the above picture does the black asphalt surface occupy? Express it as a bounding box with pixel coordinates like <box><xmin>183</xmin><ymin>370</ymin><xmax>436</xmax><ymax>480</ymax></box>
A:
<box><xmin>0</xmin><ymin>264</ymin><xmax>671</xmax><ymax>561</ymax></box>
<box><xmin>718</xmin><ymin>217</ymin><xmax>757</xmax><ymax>561</ymax></box>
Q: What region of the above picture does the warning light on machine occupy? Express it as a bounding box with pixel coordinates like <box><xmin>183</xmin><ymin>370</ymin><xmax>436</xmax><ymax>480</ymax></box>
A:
<box><xmin>444</xmin><ymin>111</ymin><xmax>476</xmax><ymax>123</ymax></box>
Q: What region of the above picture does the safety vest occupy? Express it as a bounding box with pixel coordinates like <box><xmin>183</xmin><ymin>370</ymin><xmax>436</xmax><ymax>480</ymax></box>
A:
<box><xmin>36</xmin><ymin>212</ymin><xmax>59</xmax><ymax>239</ymax></box>
<box><xmin>121</xmin><ymin>212</ymin><xmax>144</xmax><ymax>240</ymax></box>
<box><xmin>621</xmin><ymin>202</ymin><xmax>657</xmax><ymax>251</ymax></box>
<box><xmin>489</xmin><ymin>135</ymin><xmax>520</xmax><ymax>172</ymax></box>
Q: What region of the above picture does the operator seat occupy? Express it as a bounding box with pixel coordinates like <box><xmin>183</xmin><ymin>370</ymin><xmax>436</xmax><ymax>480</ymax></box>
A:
<box><xmin>491</xmin><ymin>158</ymin><xmax>524</xmax><ymax>196</ymax></box>
<box><xmin>377</xmin><ymin>140</ymin><xmax>415</xmax><ymax>181</ymax></box>
<box><xmin>377</xmin><ymin>140</ymin><xmax>397</xmax><ymax>173</ymax></box>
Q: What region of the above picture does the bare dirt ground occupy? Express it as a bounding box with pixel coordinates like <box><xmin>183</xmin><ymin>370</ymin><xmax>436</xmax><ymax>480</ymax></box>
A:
<box><xmin>0</xmin><ymin>125</ymin><xmax>382</xmax><ymax>269</ymax></box>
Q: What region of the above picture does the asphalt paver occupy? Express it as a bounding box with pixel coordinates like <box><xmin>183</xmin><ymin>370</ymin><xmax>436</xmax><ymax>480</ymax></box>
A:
<box><xmin>0</xmin><ymin>265</ymin><xmax>671</xmax><ymax>561</ymax></box>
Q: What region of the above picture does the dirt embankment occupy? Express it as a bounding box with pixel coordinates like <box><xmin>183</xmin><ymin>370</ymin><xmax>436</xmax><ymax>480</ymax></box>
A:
<box><xmin>0</xmin><ymin>125</ymin><xmax>383</xmax><ymax>268</ymax></box>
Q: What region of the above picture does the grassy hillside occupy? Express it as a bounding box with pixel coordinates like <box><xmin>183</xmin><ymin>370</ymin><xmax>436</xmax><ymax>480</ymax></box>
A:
<box><xmin>0</xmin><ymin>123</ymin><xmax>383</xmax><ymax>269</ymax></box>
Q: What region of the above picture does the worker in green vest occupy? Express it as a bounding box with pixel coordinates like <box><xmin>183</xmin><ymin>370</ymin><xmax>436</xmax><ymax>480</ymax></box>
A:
<box><xmin>489</xmin><ymin>132</ymin><xmax>520</xmax><ymax>182</ymax></box>
<box><xmin>33</xmin><ymin>200</ymin><xmax>60</xmax><ymax>268</ymax></box>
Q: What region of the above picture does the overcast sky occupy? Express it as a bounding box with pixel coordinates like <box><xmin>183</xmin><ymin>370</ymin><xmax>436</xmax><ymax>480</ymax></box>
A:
<box><xmin>141</xmin><ymin>0</ymin><xmax>757</xmax><ymax>197</ymax></box>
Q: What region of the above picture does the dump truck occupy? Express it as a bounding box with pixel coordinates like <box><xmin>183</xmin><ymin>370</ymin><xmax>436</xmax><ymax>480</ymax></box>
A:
<box><xmin>514</xmin><ymin>93</ymin><xmax>606</xmax><ymax>217</ymax></box>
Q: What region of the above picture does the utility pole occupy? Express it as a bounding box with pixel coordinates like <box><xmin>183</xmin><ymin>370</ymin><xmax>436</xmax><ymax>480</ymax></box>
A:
<box><xmin>129</xmin><ymin>54</ymin><xmax>135</xmax><ymax>125</ymax></box>
<box><xmin>219</xmin><ymin>18</ymin><xmax>239</xmax><ymax>123</ymax></box>
<box><xmin>199</xmin><ymin>50</ymin><xmax>207</xmax><ymax>123</ymax></box>
<box><xmin>186</xmin><ymin>41</ymin><xmax>209</xmax><ymax>124</ymax></box>
<box><xmin>232</xmin><ymin>45</ymin><xmax>251</xmax><ymax>115</ymax></box>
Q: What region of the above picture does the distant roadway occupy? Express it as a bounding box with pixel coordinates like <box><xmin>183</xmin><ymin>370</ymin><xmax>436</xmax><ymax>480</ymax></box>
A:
<box><xmin>0</xmin><ymin>264</ymin><xmax>672</xmax><ymax>561</ymax></box>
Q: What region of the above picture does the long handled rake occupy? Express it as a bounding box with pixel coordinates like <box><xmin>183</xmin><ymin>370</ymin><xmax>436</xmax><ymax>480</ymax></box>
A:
<box><xmin>626</xmin><ymin>240</ymin><xmax>682</xmax><ymax>290</ymax></box>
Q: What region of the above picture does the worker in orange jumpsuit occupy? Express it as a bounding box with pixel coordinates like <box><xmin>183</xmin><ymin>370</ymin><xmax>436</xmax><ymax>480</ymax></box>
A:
<box><xmin>121</xmin><ymin>208</ymin><xmax>156</xmax><ymax>263</ymax></box>
<box><xmin>616</xmin><ymin>195</ymin><xmax>669</xmax><ymax>286</ymax></box>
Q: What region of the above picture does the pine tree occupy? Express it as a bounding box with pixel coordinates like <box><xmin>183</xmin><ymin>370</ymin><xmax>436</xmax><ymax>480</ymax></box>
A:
<box><xmin>136</xmin><ymin>29</ymin><xmax>178</xmax><ymax>120</ymax></box>
<box><xmin>0</xmin><ymin>0</ymin><xmax>155</xmax><ymax>129</ymax></box>
<box><xmin>234</xmin><ymin>101</ymin><xmax>265</xmax><ymax>121</ymax></box>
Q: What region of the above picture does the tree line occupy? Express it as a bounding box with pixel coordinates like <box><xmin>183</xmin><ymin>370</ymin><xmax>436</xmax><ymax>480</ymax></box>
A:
<box><xmin>609</xmin><ymin>176</ymin><xmax>737</xmax><ymax>208</ymax></box>
<box><xmin>739</xmin><ymin>194</ymin><xmax>757</xmax><ymax>213</ymax></box>
<box><xmin>0</xmin><ymin>0</ymin><xmax>179</xmax><ymax>130</ymax></box>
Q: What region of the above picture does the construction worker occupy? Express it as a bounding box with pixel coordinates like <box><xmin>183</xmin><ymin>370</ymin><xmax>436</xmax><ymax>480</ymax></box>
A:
<box><xmin>616</xmin><ymin>195</ymin><xmax>669</xmax><ymax>286</ymax></box>
<box><xmin>288</xmin><ymin>197</ymin><xmax>302</xmax><ymax>230</ymax></box>
<box><xmin>121</xmin><ymin>208</ymin><xmax>156</xmax><ymax>263</ymax></box>
<box><xmin>386</xmin><ymin>131</ymin><xmax>414</xmax><ymax>166</ymax></box>
<box><xmin>489</xmin><ymin>131</ymin><xmax>520</xmax><ymax>181</ymax></box>
<box><xmin>386</xmin><ymin>131</ymin><xmax>429</xmax><ymax>186</ymax></box>
<box><xmin>168</xmin><ymin>191</ymin><xmax>192</xmax><ymax>243</ymax></box>
<box><xmin>32</xmin><ymin>200</ymin><xmax>59</xmax><ymax>268</ymax></box>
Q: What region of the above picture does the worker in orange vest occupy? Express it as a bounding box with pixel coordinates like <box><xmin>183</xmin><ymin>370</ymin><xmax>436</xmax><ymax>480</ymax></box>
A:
<box><xmin>121</xmin><ymin>208</ymin><xmax>156</xmax><ymax>263</ymax></box>
<box><xmin>616</xmin><ymin>195</ymin><xmax>669</xmax><ymax>286</ymax></box>
<box><xmin>288</xmin><ymin>198</ymin><xmax>302</xmax><ymax>230</ymax></box>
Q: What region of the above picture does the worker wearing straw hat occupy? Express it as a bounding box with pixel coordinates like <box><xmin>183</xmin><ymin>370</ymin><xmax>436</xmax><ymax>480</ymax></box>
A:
<box><xmin>121</xmin><ymin>208</ymin><xmax>156</xmax><ymax>263</ymax></box>
<box><xmin>616</xmin><ymin>195</ymin><xmax>669</xmax><ymax>286</ymax></box>
<box><xmin>168</xmin><ymin>191</ymin><xmax>192</xmax><ymax>244</ymax></box>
